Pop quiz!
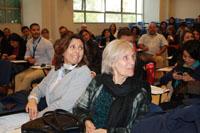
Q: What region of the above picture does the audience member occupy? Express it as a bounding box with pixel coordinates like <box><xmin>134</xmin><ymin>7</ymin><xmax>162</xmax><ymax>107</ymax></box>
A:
<box><xmin>1</xmin><ymin>33</ymin><xmax>26</xmax><ymax>61</ymax></box>
<box><xmin>168</xmin><ymin>17</ymin><xmax>177</xmax><ymax>30</ymax></box>
<box><xmin>176</xmin><ymin>22</ymin><xmax>189</xmax><ymax>44</ymax></box>
<box><xmin>0</xmin><ymin>33</ymin><xmax>27</xmax><ymax>96</ymax></box>
<box><xmin>14</xmin><ymin>23</ymin><xmax>54</xmax><ymax>92</ymax></box>
<box><xmin>74</xmin><ymin>39</ymin><xmax>151</xmax><ymax>133</ymax></box>
<box><xmin>41</xmin><ymin>28</ymin><xmax>50</xmax><ymax>40</ymax></box>
<box><xmin>131</xmin><ymin>26</ymin><xmax>141</xmax><ymax>48</ymax></box>
<box><xmin>0</xmin><ymin>28</ymin><xmax>12</xmax><ymax>56</ymax></box>
<box><xmin>0</xmin><ymin>35</ymin><xmax>92</xmax><ymax>131</ymax></box>
<box><xmin>3</xmin><ymin>28</ymin><xmax>11</xmax><ymax>40</ymax></box>
<box><xmin>138</xmin><ymin>22</ymin><xmax>168</xmax><ymax>68</ymax></box>
<box><xmin>54</xmin><ymin>26</ymin><xmax>73</xmax><ymax>49</ymax></box>
<box><xmin>99</xmin><ymin>28</ymin><xmax>115</xmax><ymax>48</ymax></box>
<box><xmin>193</xmin><ymin>29</ymin><xmax>200</xmax><ymax>41</ymax></box>
<box><xmin>181</xmin><ymin>31</ymin><xmax>194</xmax><ymax>46</ymax></box>
<box><xmin>81</xmin><ymin>24</ymin><xmax>87</xmax><ymax>30</ymax></box>
<box><xmin>159</xmin><ymin>21</ymin><xmax>168</xmax><ymax>38</ymax></box>
<box><xmin>160</xmin><ymin>40</ymin><xmax>200</xmax><ymax>106</ymax></box>
<box><xmin>117</xmin><ymin>27</ymin><xmax>133</xmax><ymax>43</ymax></box>
<box><xmin>109</xmin><ymin>23</ymin><xmax>117</xmax><ymax>38</ymax></box>
<box><xmin>193</xmin><ymin>15</ymin><xmax>200</xmax><ymax>31</ymax></box>
<box><xmin>79</xmin><ymin>29</ymin><xmax>101</xmax><ymax>74</ymax></box>
<box><xmin>21</xmin><ymin>26</ymin><xmax>31</xmax><ymax>43</ymax></box>
<box><xmin>166</xmin><ymin>25</ymin><xmax>180</xmax><ymax>65</ymax></box>
<box><xmin>117</xmin><ymin>27</ymin><xmax>146</xmax><ymax>81</ymax></box>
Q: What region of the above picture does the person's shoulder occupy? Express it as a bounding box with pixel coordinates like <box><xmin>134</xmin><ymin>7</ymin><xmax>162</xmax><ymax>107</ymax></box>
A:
<box><xmin>74</xmin><ymin>65</ymin><xmax>91</xmax><ymax>77</ymax></box>
<box><xmin>77</xmin><ymin>65</ymin><xmax>90</xmax><ymax>72</ymax></box>
<box><xmin>140</xmin><ymin>33</ymin><xmax>148</xmax><ymax>38</ymax></box>
<box><xmin>41</xmin><ymin>37</ymin><xmax>53</xmax><ymax>46</ymax></box>
<box><xmin>157</xmin><ymin>33</ymin><xmax>166</xmax><ymax>39</ymax></box>
<box><xmin>26</xmin><ymin>38</ymin><xmax>33</xmax><ymax>45</ymax></box>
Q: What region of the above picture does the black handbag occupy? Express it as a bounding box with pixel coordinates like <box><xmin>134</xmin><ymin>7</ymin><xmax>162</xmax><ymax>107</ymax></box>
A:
<box><xmin>21</xmin><ymin>109</ymin><xmax>82</xmax><ymax>133</ymax></box>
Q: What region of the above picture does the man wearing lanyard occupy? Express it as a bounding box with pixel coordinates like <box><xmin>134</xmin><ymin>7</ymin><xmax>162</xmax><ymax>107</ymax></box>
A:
<box><xmin>15</xmin><ymin>23</ymin><xmax>54</xmax><ymax>92</ymax></box>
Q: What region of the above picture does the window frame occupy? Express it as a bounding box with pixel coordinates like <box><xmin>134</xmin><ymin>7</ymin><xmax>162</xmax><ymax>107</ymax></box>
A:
<box><xmin>0</xmin><ymin>0</ymin><xmax>21</xmax><ymax>24</ymax></box>
<box><xmin>73</xmin><ymin>0</ymin><xmax>144</xmax><ymax>23</ymax></box>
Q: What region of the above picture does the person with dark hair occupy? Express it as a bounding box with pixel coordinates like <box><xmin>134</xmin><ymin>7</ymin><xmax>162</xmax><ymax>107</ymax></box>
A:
<box><xmin>159</xmin><ymin>21</ymin><xmax>168</xmax><ymax>38</ymax></box>
<box><xmin>15</xmin><ymin>23</ymin><xmax>54</xmax><ymax>92</ymax></box>
<box><xmin>3</xmin><ymin>28</ymin><xmax>11</xmax><ymax>39</ymax></box>
<box><xmin>180</xmin><ymin>31</ymin><xmax>194</xmax><ymax>46</ymax></box>
<box><xmin>166</xmin><ymin>25</ymin><xmax>180</xmax><ymax>66</ymax></box>
<box><xmin>21</xmin><ymin>26</ymin><xmax>31</xmax><ymax>42</ymax></box>
<box><xmin>160</xmin><ymin>40</ymin><xmax>200</xmax><ymax>106</ymax></box>
<box><xmin>99</xmin><ymin>28</ymin><xmax>115</xmax><ymax>48</ymax></box>
<box><xmin>41</xmin><ymin>28</ymin><xmax>52</xmax><ymax>42</ymax></box>
<box><xmin>54</xmin><ymin>26</ymin><xmax>73</xmax><ymax>50</ymax></box>
<box><xmin>176</xmin><ymin>22</ymin><xmax>190</xmax><ymax>44</ymax></box>
<box><xmin>0</xmin><ymin>30</ymin><xmax>5</xmax><ymax>54</ymax></box>
<box><xmin>1</xmin><ymin>33</ymin><xmax>26</xmax><ymax>61</ymax></box>
<box><xmin>131</xmin><ymin>26</ymin><xmax>141</xmax><ymax>47</ymax></box>
<box><xmin>26</xmin><ymin>35</ymin><xmax>92</xmax><ymax>119</ymax></box>
<box><xmin>0</xmin><ymin>33</ymin><xmax>27</xmax><ymax>96</ymax></box>
<box><xmin>109</xmin><ymin>23</ymin><xmax>117</xmax><ymax>38</ymax></box>
<box><xmin>79</xmin><ymin>29</ymin><xmax>101</xmax><ymax>74</ymax></box>
<box><xmin>0</xmin><ymin>35</ymin><xmax>92</xmax><ymax>131</ymax></box>
<box><xmin>0</xmin><ymin>28</ymin><xmax>12</xmax><ymax>56</ymax></box>
<box><xmin>168</xmin><ymin>17</ymin><xmax>177</xmax><ymax>30</ymax></box>
<box><xmin>193</xmin><ymin>29</ymin><xmax>200</xmax><ymax>41</ymax></box>
<box><xmin>117</xmin><ymin>27</ymin><xmax>132</xmax><ymax>40</ymax></box>
<box><xmin>193</xmin><ymin>15</ymin><xmax>200</xmax><ymax>31</ymax></box>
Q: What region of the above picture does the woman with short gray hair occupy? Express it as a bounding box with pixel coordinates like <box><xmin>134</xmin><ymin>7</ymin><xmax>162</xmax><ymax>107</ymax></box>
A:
<box><xmin>74</xmin><ymin>39</ymin><xmax>151</xmax><ymax>133</ymax></box>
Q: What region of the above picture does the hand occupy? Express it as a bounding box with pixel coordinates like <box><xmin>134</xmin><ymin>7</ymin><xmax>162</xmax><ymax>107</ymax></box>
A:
<box><xmin>94</xmin><ymin>129</ymin><xmax>107</xmax><ymax>133</ymax></box>
<box><xmin>182</xmin><ymin>72</ymin><xmax>195</xmax><ymax>81</ymax></box>
<box><xmin>1</xmin><ymin>54</ymin><xmax>8</xmax><ymax>60</ymax></box>
<box><xmin>85</xmin><ymin>120</ymin><xmax>96</xmax><ymax>133</ymax></box>
<box><xmin>26</xmin><ymin>99</ymin><xmax>38</xmax><ymax>120</ymax></box>
<box><xmin>91</xmin><ymin>71</ymin><xmax>96</xmax><ymax>78</ymax></box>
<box><xmin>27</xmin><ymin>57</ymin><xmax>36</xmax><ymax>64</ymax></box>
<box><xmin>7</xmin><ymin>55</ymin><xmax>16</xmax><ymax>60</ymax></box>
<box><xmin>172</xmin><ymin>72</ymin><xmax>183</xmax><ymax>80</ymax></box>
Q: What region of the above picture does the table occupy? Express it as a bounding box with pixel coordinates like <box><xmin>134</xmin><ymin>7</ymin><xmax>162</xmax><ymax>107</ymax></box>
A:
<box><xmin>156</xmin><ymin>66</ymin><xmax>174</xmax><ymax>73</ymax></box>
<box><xmin>10</xmin><ymin>60</ymin><xmax>27</xmax><ymax>64</ymax></box>
<box><xmin>30</xmin><ymin>65</ymin><xmax>52</xmax><ymax>76</ymax></box>
<box><xmin>151</xmin><ymin>85</ymin><xmax>170</xmax><ymax>105</ymax></box>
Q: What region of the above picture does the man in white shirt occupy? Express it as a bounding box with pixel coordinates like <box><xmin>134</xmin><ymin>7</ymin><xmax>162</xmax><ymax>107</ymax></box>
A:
<box><xmin>138</xmin><ymin>22</ymin><xmax>168</xmax><ymax>68</ymax></box>
<box><xmin>15</xmin><ymin>23</ymin><xmax>54</xmax><ymax>92</ymax></box>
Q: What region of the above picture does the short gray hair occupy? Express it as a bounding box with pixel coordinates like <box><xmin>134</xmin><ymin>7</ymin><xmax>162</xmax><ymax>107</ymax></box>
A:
<box><xmin>101</xmin><ymin>39</ymin><xmax>134</xmax><ymax>74</ymax></box>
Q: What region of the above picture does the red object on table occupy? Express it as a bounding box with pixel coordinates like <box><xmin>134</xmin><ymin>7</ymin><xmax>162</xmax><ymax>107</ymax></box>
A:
<box><xmin>146</xmin><ymin>62</ymin><xmax>155</xmax><ymax>85</ymax></box>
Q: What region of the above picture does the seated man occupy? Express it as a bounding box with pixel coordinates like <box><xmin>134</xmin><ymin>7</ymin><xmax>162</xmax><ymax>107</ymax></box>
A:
<box><xmin>138</xmin><ymin>22</ymin><xmax>168</xmax><ymax>68</ymax></box>
<box><xmin>15</xmin><ymin>23</ymin><xmax>54</xmax><ymax>92</ymax></box>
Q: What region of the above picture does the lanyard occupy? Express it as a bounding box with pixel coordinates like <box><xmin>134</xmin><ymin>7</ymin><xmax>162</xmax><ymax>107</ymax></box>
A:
<box><xmin>32</xmin><ymin>37</ymin><xmax>41</xmax><ymax>58</ymax></box>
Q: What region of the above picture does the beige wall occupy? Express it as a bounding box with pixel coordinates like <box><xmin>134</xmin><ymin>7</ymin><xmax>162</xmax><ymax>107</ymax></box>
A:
<box><xmin>159</xmin><ymin>0</ymin><xmax>170</xmax><ymax>21</ymax></box>
<box><xmin>22</xmin><ymin>0</ymin><xmax>42</xmax><ymax>27</ymax></box>
<box><xmin>170</xmin><ymin>0</ymin><xmax>200</xmax><ymax>19</ymax></box>
<box><xmin>144</xmin><ymin>0</ymin><xmax>160</xmax><ymax>23</ymax></box>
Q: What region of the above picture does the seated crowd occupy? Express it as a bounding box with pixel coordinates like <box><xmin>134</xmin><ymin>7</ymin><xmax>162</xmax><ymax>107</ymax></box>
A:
<box><xmin>0</xmin><ymin>15</ymin><xmax>199</xmax><ymax>132</ymax></box>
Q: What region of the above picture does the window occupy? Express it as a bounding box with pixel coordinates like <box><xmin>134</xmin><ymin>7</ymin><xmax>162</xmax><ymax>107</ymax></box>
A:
<box><xmin>0</xmin><ymin>0</ymin><xmax>21</xmax><ymax>23</ymax></box>
<box><xmin>73</xmin><ymin>0</ymin><xmax>143</xmax><ymax>23</ymax></box>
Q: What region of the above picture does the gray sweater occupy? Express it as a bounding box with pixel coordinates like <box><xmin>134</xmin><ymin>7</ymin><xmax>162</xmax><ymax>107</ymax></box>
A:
<box><xmin>29</xmin><ymin>65</ymin><xmax>92</xmax><ymax>116</ymax></box>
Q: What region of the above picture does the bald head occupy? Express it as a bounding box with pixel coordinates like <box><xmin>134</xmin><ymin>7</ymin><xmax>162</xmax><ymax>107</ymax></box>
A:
<box><xmin>148</xmin><ymin>22</ymin><xmax>157</xmax><ymax>35</ymax></box>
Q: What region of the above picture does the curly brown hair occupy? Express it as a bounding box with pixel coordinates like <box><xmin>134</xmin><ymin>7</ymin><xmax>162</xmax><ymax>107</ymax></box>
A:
<box><xmin>54</xmin><ymin>35</ymin><xmax>88</xmax><ymax>70</ymax></box>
